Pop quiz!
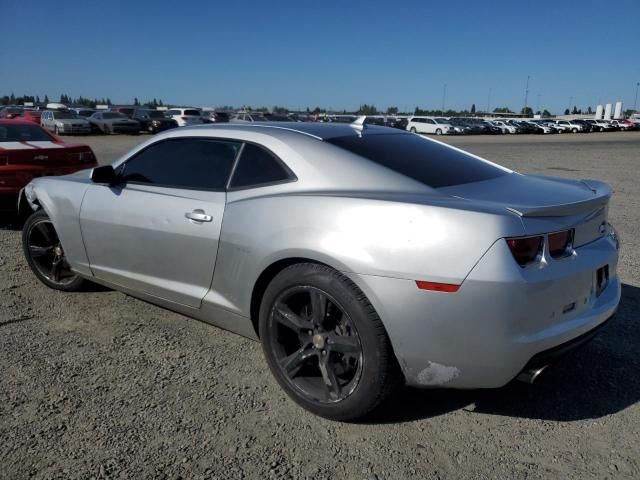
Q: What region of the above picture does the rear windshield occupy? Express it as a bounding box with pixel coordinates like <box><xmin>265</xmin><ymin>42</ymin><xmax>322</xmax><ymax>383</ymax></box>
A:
<box><xmin>326</xmin><ymin>133</ymin><xmax>508</xmax><ymax>188</ymax></box>
<box><xmin>0</xmin><ymin>124</ymin><xmax>54</xmax><ymax>142</ymax></box>
<box><xmin>184</xmin><ymin>109</ymin><xmax>200</xmax><ymax>116</ymax></box>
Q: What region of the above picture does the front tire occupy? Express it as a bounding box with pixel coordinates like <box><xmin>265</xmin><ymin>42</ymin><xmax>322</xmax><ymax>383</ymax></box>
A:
<box><xmin>410</xmin><ymin>127</ymin><xmax>417</xmax><ymax>133</ymax></box>
<box><xmin>435</xmin><ymin>128</ymin><xmax>442</xmax><ymax>135</ymax></box>
<box><xmin>22</xmin><ymin>210</ymin><xmax>85</xmax><ymax>292</ymax></box>
<box><xmin>259</xmin><ymin>263</ymin><xmax>400</xmax><ymax>421</ymax></box>
<box><xmin>54</xmin><ymin>125</ymin><xmax>60</xmax><ymax>135</ymax></box>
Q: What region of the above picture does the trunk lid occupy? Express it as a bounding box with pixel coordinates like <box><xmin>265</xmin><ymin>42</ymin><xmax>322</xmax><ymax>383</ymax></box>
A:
<box><xmin>439</xmin><ymin>173</ymin><xmax>611</xmax><ymax>246</ymax></box>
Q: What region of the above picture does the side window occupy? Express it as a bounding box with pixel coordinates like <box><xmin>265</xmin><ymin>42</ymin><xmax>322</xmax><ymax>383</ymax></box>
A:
<box><xmin>426</xmin><ymin>119</ymin><xmax>436</xmax><ymax>124</ymax></box>
<box><xmin>121</xmin><ymin>138</ymin><xmax>240</xmax><ymax>190</ymax></box>
<box><xmin>229</xmin><ymin>143</ymin><xmax>292</xmax><ymax>189</ymax></box>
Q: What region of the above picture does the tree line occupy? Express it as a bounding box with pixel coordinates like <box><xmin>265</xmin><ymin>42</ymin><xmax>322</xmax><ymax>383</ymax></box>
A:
<box><xmin>1</xmin><ymin>93</ymin><xmax>164</xmax><ymax>109</ymax></box>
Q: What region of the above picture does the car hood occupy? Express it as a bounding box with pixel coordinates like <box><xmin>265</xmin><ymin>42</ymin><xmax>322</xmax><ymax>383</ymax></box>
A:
<box><xmin>105</xmin><ymin>118</ymin><xmax>138</xmax><ymax>123</ymax></box>
<box><xmin>56</xmin><ymin>118</ymin><xmax>89</xmax><ymax>125</ymax></box>
<box><xmin>438</xmin><ymin>173</ymin><xmax>611</xmax><ymax>217</ymax></box>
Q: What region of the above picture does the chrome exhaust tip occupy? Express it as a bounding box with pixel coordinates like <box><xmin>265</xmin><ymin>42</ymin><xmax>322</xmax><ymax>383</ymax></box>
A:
<box><xmin>516</xmin><ymin>366</ymin><xmax>547</xmax><ymax>384</ymax></box>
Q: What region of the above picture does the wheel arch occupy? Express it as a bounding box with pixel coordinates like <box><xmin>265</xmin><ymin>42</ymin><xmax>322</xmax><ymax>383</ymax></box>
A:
<box><xmin>249</xmin><ymin>256</ymin><xmax>327</xmax><ymax>338</ymax></box>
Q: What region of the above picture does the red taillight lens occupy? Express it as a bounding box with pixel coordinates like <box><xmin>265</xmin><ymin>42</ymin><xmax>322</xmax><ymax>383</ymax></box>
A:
<box><xmin>415</xmin><ymin>280</ymin><xmax>460</xmax><ymax>293</ymax></box>
<box><xmin>181</xmin><ymin>116</ymin><xmax>188</xmax><ymax>121</ymax></box>
<box><xmin>506</xmin><ymin>235</ymin><xmax>543</xmax><ymax>266</ymax></box>
<box><xmin>548</xmin><ymin>229</ymin><xmax>574</xmax><ymax>258</ymax></box>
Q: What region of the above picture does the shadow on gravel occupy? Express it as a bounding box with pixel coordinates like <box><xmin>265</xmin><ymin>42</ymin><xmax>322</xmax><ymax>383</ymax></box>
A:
<box><xmin>369</xmin><ymin>283</ymin><xmax>640</xmax><ymax>424</ymax></box>
<box><xmin>0</xmin><ymin>213</ymin><xmax>23</xmax><ymax>231</ymax></box>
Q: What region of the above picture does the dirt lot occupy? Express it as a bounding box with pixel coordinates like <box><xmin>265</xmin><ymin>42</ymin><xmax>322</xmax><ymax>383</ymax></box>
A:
<box><xmin>1</xmin><ymin>131</ymin><xmax>639</xmax><ymax>479</ymax></box>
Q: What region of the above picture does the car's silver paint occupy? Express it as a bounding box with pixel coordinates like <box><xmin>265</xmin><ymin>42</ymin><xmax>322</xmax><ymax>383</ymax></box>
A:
<box><xmin>24</xmin><ymin>123</ymin><xmax>621</xmax><ymax>387</ymax></box>
<box><xmin>79</xmin><ymin>183</ymin><xmax>226</xmax><ymax>308</ymax></box>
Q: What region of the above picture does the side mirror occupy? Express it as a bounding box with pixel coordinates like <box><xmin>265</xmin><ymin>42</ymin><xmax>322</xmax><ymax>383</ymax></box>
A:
<box><xmin>90</xmin><ymin>165</ymin><xmax>119</xmax><ymax>185</ymax></box>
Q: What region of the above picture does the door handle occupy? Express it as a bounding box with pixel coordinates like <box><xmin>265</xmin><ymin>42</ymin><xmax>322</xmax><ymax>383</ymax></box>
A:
<box><xmin>185</xmin><ymin>209</ymin><xmax>213</xmax><ymax>223</ymax></box>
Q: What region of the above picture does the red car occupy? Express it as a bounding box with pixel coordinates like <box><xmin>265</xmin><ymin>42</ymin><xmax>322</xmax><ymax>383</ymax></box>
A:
<box><xmin>17</xmin><ymin>109</ymin><xmax>42</xmax><ymax>124</ymax></box>
<box><xmin>0</xmin><ymin>120</ymin><xmax>97</xmax><ymax>212</ymax></box>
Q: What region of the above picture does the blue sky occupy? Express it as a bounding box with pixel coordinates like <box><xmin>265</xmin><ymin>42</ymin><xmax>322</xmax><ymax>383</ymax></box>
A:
<box><xmin>2</xmin><ymin>0</ymin><xmax>639</xmax><ymax>113</ymax></box>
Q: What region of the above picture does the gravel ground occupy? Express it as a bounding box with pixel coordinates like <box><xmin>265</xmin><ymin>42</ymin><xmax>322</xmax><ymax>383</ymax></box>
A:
<box><xmin>1</xmin><ymin>131</ymin><xmax>639</xmax><ymax>479</ymax></box>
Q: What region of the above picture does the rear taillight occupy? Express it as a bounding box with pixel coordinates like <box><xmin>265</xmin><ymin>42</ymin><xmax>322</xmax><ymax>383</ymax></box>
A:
<box><xmin>548</xmin><ymin>229</ymin><xmax>574</xmax><ymax>258</ymax></box>
<box><xmin>181</xmin><ymin>116</ymin><xmax>188</xmax><ymax>121</ymax></box>
<box><xmin>506</xmin><ymin>235</ymin><xmax>543</xmax><ymax>266</ymax></box>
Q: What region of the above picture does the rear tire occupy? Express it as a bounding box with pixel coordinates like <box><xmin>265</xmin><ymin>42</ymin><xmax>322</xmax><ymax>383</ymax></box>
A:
<box><xmin>259</xmin><ymin>263</ymin><xmax>401</xmax><ymax>421</ymax></box>
<box><xmin>54</xmin><ymin>126</ymin><xmax>60</xmax><ymax>135</ymax></box>
<box><xmin>103</xmin><ymin>124</ymin><xmax>111</xmax><ymax>135</ymax></box>
<box><xmin>435</xmin><ymin>128</ymin><xmax>442</xmax><ymax>135</ymax></box>
<box><xmin>22</xmin><ymin>210</ymin><xmax>85</xmax><ymax>292</ymax></box>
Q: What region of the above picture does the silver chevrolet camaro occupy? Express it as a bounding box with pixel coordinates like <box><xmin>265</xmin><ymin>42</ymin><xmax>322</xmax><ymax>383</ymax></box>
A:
<box><xmin>19</xmin><ymin>121</ymin><xmax>621</xmax><ymax>421</ymax></box>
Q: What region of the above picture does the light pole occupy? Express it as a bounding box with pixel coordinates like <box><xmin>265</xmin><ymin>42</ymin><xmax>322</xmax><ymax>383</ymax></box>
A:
<box><xmin>634</xmin><ymin>82</ymin><xmax>639</xmax><ymax>113</ymax></box>
<box><xmin>487</xmin><ymin>87</ymin><xmax>492</xmax><ymax>113</ymax></box>
<box><xmin>523</xmin><ymin>75</ymin><xmax>530</xmax><ymax>113</ymax></box>
<box><xmin>441</xmin><ymin>84</ymin><xmax>447</xmax><ymax>113</ymax></box>
<box><xmin>536</xmin><ymin>93</ymin><xmax>541</xmax><ymax>113</ymax></box>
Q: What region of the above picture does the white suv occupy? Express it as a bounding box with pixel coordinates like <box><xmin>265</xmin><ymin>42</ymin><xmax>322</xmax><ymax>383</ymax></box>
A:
<box><xmin>165</xmin><ymin>108</ymin><xmax>203</xmax><ymax>127</ymax></box>
<box><xmin>406</xmin><ymin>116</ymin><xmax>453</xmax><ymax>135</ymax></box>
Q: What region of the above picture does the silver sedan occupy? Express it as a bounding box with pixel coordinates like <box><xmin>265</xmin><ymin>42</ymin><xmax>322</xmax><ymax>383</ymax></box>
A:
<box><xmin>19</xmin><ymin>121</ymin><xmax>621</xmax><ymax>421</ymax></box>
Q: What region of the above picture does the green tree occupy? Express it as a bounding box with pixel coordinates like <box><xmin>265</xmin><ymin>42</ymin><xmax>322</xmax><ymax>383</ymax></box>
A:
<box><xmin>386</xmin><ymin>106</ymin><xmax>399</xmax><ymax>115</ymax></box>
<box><xmin>564</xmin><ymin>108</ymin><xmax>570</xmax><ymax>115</ymax></box>
<box><xmin>493</xmin><ymin>106</ymin><xmax>513</xmax><ymax>113</ymax></box>
<box><xmin>521</xmin><ymin>106</ymin><xmax>534</xmax><ymax>117</ymax></box>
<box><xmin>358</xmin><ymin>104</ymin><xmax>378</xmax><ymax>115</ymax></box>
<box><xmin>587</xmin><ymin>106</ymin><xmax>593</xmax><ymax>114</ymax></box>
<box><xmin>470</xmin><ymin>103</ymin><xmax>476</xmax><ymax>114</ymax></box>
<box><xmin>542</xmin><ymin>109</ymin><xmax>552</xmax><ymax>117</ymax></box>
<box><xmin>571</xmin><ymin>106</ymin><xmax>578</xmax><ymax>114</ymax></box>
<box><xmin>134</xmin><ymin>97</ymin><xmax>140</xmax><ymax>106</ymax></box>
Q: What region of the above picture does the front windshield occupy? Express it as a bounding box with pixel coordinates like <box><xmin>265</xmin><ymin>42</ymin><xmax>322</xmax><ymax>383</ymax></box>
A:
<box><xmin>53</xmin><ymin>111</ymin><xmax>79</xmax><ymax>119</ymax></box>
<box><xmin>146</xmin><ymin>111</ymin><xmax>165</xmax><ymax>118</ymax></box>
<box><xmin>103</xmin><ymin>112</ymin><xmax>126</xmax><ymax>119</ymax></box>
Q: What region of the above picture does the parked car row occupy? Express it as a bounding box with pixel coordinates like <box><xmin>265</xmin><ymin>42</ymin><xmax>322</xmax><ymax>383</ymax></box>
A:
<box><xmin>400</xmin><ymin>116</ymin><xmax>640</xmax><ymax>135</ymax></box>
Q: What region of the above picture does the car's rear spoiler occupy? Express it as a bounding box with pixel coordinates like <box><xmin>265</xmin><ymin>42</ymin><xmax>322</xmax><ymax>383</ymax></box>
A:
<box><xmin>506</xmin><ymin>180</ymin><xmax>612</xmax><ymax>218</ymax></box>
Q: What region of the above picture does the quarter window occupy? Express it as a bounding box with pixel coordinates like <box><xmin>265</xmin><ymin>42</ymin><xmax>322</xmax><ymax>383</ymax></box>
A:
<box><xmin>229</xmin><ymin>143</ymin><xmax>292</xmax><ymax>189</ymax></box>
<box><xmin>121</xmin><ymin>138</ymin><xmax>240</xmax><ymax>190</ymax></box>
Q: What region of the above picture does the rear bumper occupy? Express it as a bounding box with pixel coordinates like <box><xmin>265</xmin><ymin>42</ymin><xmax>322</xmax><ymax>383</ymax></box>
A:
<box><xmin>348</xmin><ymin>233</ymin><xmax>621</xmax><ymax>389</ymax></box>
<box><xmin>60</xmin><ymin>126</ymin><xmax>91</xmax><ymax>134</ymax></box>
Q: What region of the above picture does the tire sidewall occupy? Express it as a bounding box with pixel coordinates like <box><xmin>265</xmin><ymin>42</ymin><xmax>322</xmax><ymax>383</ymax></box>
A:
<box><xmin>259</xmin><ymin>264</ymin><xmax>394</xmax><ymax>420</ymax></box>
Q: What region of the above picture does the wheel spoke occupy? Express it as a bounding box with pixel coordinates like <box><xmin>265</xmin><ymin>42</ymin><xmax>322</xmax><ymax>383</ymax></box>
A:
<box><xmin>50</xmin><ymin>258</ymin><xmax>62</xmax><ymax>282</ymax></box>
<box><xmin>318</xmin><ymin>356</ymin><xmax>342</xmax><ymax>400</ymax></box>
<box><xmin>309</xmin><ymin>290</ymin><xmax>327</xmax><ymax>325</ymax></box>
<box><xmin>327</xmin><ymin>333</ymin><xmax>360</xmax><ymax>354</ymax></box>
<box><xmin>29</xmin><ymin>245</ymin><xmax>54</xmax><ymax>258</ymax></box>
<box><xmin>279</xmin><ymin>346</ymin><xmax>316</xmax><ymax>379</ymax></box>
<box><xmin>34</xmin><ymin>222</ymin><xmax>56</xmax><ymax>244</ymax></box>
<box><xmin>274</xmin><ymin>303</ymin><xmax>311</xmax><ymax>332</ymax></box>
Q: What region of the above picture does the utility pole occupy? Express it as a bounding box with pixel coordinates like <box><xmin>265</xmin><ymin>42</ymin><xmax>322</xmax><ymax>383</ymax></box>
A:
<box><xmin>634</xmin><ymin>82</ymin><xmax>640</xmax><ymax>113</ymax></box>
<box><xmin>487</xmin><ymin>87</ymin><xmax>492</xmax><ymax>113</ymax></box>
<box><xmin>569</xmin><ymin>96</ymin><xmax>573</xmax><ymax>113</ymax></box>
<box><xmin>441</xmin><ymin>84</ymin><xmax>447</xmax><ymax>112</ymax></box>
<box><xmin>536</xmin><ymin>93</ymin><xmax>541</xmax><ymax>113</ymax></box>
<box><xmin>524</xmin><ymin>75</ymin><xmax>530</xmax><ymax>112</ymax></box>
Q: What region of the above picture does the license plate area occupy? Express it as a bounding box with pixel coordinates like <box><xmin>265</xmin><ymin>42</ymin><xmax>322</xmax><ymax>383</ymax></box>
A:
<box><xmin>595</xmin><ymin>265</ymin><xmax>609</xmax><ymax>297</ymax></box>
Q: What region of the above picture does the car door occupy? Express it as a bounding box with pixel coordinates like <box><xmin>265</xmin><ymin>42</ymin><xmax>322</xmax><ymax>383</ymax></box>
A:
<box><xmin>79</xmin><ymin>137</ymin><xmax>240</xmax><ymax>308</ymax></box>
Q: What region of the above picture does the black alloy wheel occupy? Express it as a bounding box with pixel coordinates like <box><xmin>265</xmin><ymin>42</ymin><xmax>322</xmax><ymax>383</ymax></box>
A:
<box><xmin>259</xmin><ymin>263</ymin><xmax>401</xmax><ymax>421</ymax></box>
<box><xmin>22</xmin><ymin>210</ymin><xmax>84</xmax><ymax>291</ymax></box>
<box><xmin>268</xmin><ymin>286</ymin><xmax>363</xmax><ymax>404</ymax></box>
